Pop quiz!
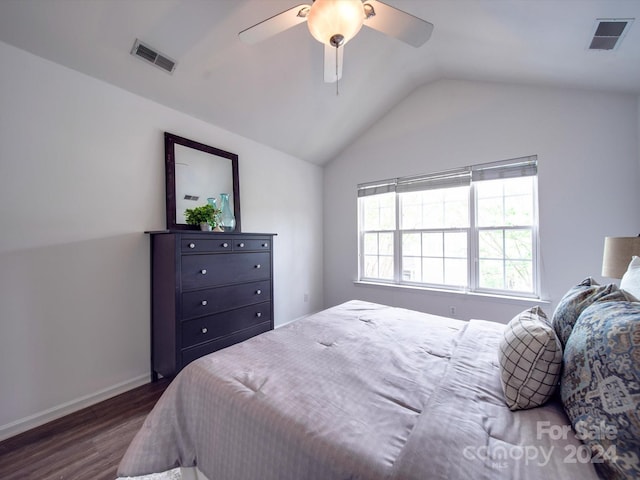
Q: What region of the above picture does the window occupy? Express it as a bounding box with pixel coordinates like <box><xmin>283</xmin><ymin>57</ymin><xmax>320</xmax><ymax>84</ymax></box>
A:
<box><xmin>358</xmin><ymin>156</ymin><xmax>539</xmax><ymax>297</ymax></box>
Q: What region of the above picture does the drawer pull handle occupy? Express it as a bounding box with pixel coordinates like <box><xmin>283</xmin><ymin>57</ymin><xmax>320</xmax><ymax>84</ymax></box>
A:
<box><xmin>201</xmin><ymin>327</ymin><xmax>208</xmax><ymax>334</ymax></box>
<box><xmin>255</xmin><ymin>264</ymin><xmax>261</xmax><ymax>269</ymax></box>
<box><xmin>200</xmin><ymin>269</ymin><xmax>207</xmax><ymax>275</ymax></box>
<box><xmin>188</xmin><ymin>243</ymin><xmax>196</xmax><ymax>249</ymax></box>
<box><xmin>201</xmin><ymin>300</ymin><xmax>208</xmax><ymax>306</ymax></box>
<box><xmin>222</xmin><ymin>242</ymin><xmax>229</xmax><ymax>248</ymax></box>
<box><xmin>256</xmin><ymin>312</ymin><xmax>262</xmax><ymax>318</ymax></box>
<box><xmin>256</xmin><ymin>289</ymin><xmax>262</xmax><ymax>295</ymax></box>
<box><xmin>262</xmin><ymin>243</ymin><xmax>269</xmax><ymax>248</ymax></box>
<box><xmin>238</xmin><ymin>242</ymin><xmax>245</xmax><ymax>248</ymax></box>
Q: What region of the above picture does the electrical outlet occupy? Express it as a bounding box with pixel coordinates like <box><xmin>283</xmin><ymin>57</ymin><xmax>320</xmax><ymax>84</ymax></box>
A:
<box><xmin>304</xmin><ymin>293</ymin><xmax>309</xmax><ymax>303</ymax></box>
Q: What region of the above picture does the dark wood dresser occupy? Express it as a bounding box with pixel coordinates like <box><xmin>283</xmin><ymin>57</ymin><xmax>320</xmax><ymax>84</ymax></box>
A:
<box><xmin>147</xmin><ymin>231</ymin><xmax>275</xmax><ymax>379</ymax></box>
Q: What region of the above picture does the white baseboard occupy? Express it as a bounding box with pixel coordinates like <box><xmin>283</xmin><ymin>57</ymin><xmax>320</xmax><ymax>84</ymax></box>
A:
<box><xmin>0</xmin><ymin>373</ymin><xmax>150</xmax><ymax>442</ymax></box>
<box><xmin>275</xmin><ymin>310</ymin><xmax>321</xmax><ymax>328</ymax></box>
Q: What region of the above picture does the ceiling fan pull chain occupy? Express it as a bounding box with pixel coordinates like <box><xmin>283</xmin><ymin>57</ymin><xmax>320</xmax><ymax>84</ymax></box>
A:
<box><xmin>329</xmin><ymin>34</ymin><xmax>344</xmax><ymax>96</ymax></box>
<box><xmin>335</xmin><ymin>46</ymin><xmax>339</xmax><ymax>96</ymax></box>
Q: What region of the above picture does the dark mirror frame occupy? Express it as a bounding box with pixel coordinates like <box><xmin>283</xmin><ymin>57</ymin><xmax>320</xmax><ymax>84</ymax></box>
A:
<box><xmin>164</xmin><ymin>132</ymin><xmax>241</xmax><ymax>231</ymax></box>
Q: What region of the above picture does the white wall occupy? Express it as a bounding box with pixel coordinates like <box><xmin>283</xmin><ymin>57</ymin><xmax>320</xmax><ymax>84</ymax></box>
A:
<box><xmin>0</xmin><ymin>41</ymin><xmax>323</xmax><ymax>438</ymax></box>
<box><xmin>324</xmin><ymin>79</ymin><xmax>640</xmax><ymax>323</ymax></box>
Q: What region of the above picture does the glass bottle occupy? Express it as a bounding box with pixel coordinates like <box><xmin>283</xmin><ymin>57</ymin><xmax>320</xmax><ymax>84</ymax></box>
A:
<box><xmin>219</xmin><ymin>193</ymin><xmax>236</xmax><ymax>232</ymax></box>
<box><xmin>206</xmin><ymin>197</ymin><xmax>219</xmax><ymax>230</ymax></box>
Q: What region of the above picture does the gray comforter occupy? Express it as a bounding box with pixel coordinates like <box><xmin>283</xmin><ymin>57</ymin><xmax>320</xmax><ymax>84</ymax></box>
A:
<box><xmin>118</xmin><ymin>300</ymin><xmax>600</xmax><ymax>479</ymax></box>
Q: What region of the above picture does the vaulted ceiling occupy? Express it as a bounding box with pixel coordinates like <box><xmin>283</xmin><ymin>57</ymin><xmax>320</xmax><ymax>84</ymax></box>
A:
<box><xmin>1</xmin><ymin>0</ymin><xmax>639</xmax><ymax>165</ymax></box>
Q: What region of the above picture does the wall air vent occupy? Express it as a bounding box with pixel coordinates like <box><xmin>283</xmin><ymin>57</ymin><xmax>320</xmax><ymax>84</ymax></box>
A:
<box><xmin>589</xmin><ymin>19</ymin><xmax>634</xmax><ymax>50</ymax></box>
<box><xmin>130</xmin><ymin>39</ymin><xmax>177</xmax><ymax>73</ymax></box>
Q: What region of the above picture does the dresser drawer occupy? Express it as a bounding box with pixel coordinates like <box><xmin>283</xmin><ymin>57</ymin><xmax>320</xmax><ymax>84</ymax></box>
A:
<box><xmin>181</xmin><ymin>321</ymin><xmax>271</xmax><ymax>366</ymax></box>
<box><xmin>182</xmin><ymin>302</ymin><xmax>272</xmax><ymax>348</ymax></box>
<box><xmin>181</xmin><ymin>237</ymin><xmax>233</xmax><ymax>253</ymax></box>
<box><xmin>181</xmin><ymin>252</ymin><xmax>270</xmax><ymax>290</ymax></box>
<box><xmin>232</xmin><ymin>238</ymin><xmax>272</xmax><ymax>251</ymax></box>
<box><xmin>181</xmin><ymin>237</ymin><xmax>271</xmax><ymax>253</ymax></box>
<box><xmin>182</xmin><ymin>280</ymin><xmax>271</xmax><ymax>320</ymax></box>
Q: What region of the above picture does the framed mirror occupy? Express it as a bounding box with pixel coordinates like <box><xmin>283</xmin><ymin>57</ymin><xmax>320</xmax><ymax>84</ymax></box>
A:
<box><xmin>165</xmin><ymin>132</ymin><xmax>241</xmax><ymax>231</ymax></box>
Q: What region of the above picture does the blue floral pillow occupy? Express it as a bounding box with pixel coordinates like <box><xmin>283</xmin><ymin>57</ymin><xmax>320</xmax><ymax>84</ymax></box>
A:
<box><xmin>552</xmin><ymin>278</ymin><xmax>628</xmax><ymax>347</ymax></box>
<box><xmin>560</xmin><ymin>301</ymin><xmax>640</xmax><ymax>480</ymax></box>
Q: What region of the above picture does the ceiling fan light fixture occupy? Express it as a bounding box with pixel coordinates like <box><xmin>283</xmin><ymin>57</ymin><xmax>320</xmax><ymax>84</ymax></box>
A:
<box><xmin>307</xmin><ymin>0</ymin><xmax>365</xmax><ymax>46</ymax></box>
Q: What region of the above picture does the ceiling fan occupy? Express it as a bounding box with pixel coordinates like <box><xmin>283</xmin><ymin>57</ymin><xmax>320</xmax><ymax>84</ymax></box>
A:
<box><xmin>238</xmin><ymin>0</ymin><xmax>434</xmax><ymax>85</ymax></box>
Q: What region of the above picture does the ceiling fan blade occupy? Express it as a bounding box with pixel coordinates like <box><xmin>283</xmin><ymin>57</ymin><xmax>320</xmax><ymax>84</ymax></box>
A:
<box><xmin>324</xmin><ymin>44</ymin><xmax>344</xmax><ymax>83</ymax></box>
<box><xmin>239</xmin><ymin>4</ymin><xmax>310</xmax><ymax>45</ymax></box>
<box><xmin>364</xmin><ymin>0</ymin><xmax>434</xmax><ymax>47</ymax></box>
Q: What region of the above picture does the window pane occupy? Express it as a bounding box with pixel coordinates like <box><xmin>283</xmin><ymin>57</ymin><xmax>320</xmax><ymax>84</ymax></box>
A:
<box><xmin>479</xmin><ymin>259</ymin><xmax>504</xmax><ymax>289</ymax></box>
<box><xmin>477</xmin><ymin>177</ymin><xmax>534</xmax><ymax>227</ymax></box>
<box><xmin>506</xmin><ymin>260</ymin><xmax>532</xmax><ymax>292</ymax></box>
<box><xmin>401</xmin><ymin>204</ymin><xmax>421</xmax><ymax>229</ymax></box>
<box><xmin>444</xmin><ymin>231</ymin><xmax>467</xmax><ymax>258</ymax></box>
<box><xmin>479</xmin><ymin>230</ymin><xmax>504</xmax><ymax>259</ymax></box>
<box><xmin>423</xmin><ymin>258</ymin><xmax>444</xmax><ymax>284</ymax></box>
<box><xmin>378</xmin><ymin>256</ymin><xmax>394</xmax><ymax>280</ymax></box>
<box><xmin>504</xmin><ymin>194</ymin><xmax>532</xmax><ymax>226</ymax></box>
<box><xmin>477</xmin><ymin>196</ymin><xmax>503</xmax><ymax>227</ymax></box>
<box><xmin>478</xmin><ymin>228</ymin><xmax>533</xmax><ymax>292</ymax></box>
<box><xmin>444</xmin><ymin>258</ymin><xmax>467</xmax><ymax>286</ymax></box>
<box><xmin>423</xmin><ymin>205</ymin><xmax>444</xmax><ymax>229</ymax></box>
<box><xmin>445</xmin><ymin>200</ymin><xmax>469</xmax><ymax>227</ymax></box>
<box><xmin>477</xmin><ymin>179</ymin><xmax>503</xmax><ymax>198</ymax></box>
<box><xmin>364</xmin><ymin>255</ymin><xmax>379</xmax><ymax>278</ymax></box>
<box><xmin>422</xmin><ymin>190</ymin><xmax>444</xmax><ymax>229</ymax></box>
<box><xmin>402</xmin><ymin>233</ymin><xmax>421</xmax><ymax>256</ymax></box>
<box><xmin>504</xmin><ymin>176</ymin><xmax>533</xmax><ymax>196</ymax></box>
<box><xmin>379</xmin><ymin>232</ymin><xmax>394</xmax><ymax>255</ymax></box>
<box><xmin>402</xmin><ymin>256</ymin><xmax>421</xmax><ymax>281</ymax></box>
<box><xmin>443</xmin><ymin>188</ymin><xmax>469</xmax><ymax>227</ymax></box>
<box><xmin>379</xmin><ymin>205</ymin><xmax>395</xmax><ymax>231</ymax></box>
<box><xmin>505</xmin><ymin>229</ymin><xmax>532</xmax><ymax>260</ymax></box>
<box><xmin>400</xmin><ymin>231</ymin><xmax>468</xmax><ymax>287</ymax></box>
<box><xmin>423</xmin><ymin>232</ymin><xmax>443</xmax><ymax>257</ymax></box>
<box><xmin>362</xmin><ymin>193</ymin><xmax>395</xmax><ymax>231</ymax></box>
<box><xmin>363</xmin><ymin>233</ymin><xmax>378</xmax><ymax>255</ymax></box>
<box><xmin>400</xmin><ymin>186</ymin><xmax>469</xmax><ymax>230</ymax></box>
<box><xmin>363</xmin><ymin>232</ymin><xmax>394</xmax><ymax>281</ymax></box>
<box><xmin>400</xmin><ymin>192</ymin><xmax>421</xmax><ymax>230</ymax></box>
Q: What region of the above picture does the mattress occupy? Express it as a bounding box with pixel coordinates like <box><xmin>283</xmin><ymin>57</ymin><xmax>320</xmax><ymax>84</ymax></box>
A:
<box><xmin>118</xmin><ymin>300</ymin><xmax>600</xmax><ymax>480</ymax></box>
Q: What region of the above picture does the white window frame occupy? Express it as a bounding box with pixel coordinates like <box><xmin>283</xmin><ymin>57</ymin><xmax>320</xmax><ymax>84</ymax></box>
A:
<box><xmin>357</xmin><ymin>156</ymin><xmax>540</xmax><ymax>299</ymax></box>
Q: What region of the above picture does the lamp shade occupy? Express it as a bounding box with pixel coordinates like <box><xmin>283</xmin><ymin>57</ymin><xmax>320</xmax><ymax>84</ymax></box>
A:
<box><xmin>602</xmin><ymin>236</ymin><xmax>640</xmax><ymax>279</ymax></box>
<box><xmin>307</xmin><ymin>0</ymin><xmax>364</xmax><ymax>46</ymax></box>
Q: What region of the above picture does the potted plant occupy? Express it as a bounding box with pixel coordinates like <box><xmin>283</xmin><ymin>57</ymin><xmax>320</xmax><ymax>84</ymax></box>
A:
<box><xmin>184</xmin><ymin>204</ymin><xmax>221</xmax><ymax>231</ymax></box>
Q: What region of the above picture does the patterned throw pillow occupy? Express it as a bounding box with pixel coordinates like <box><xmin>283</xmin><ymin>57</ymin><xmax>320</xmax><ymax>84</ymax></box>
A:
<box><xmin>498</xmin><ymin>306</ymin><xmax>562</xmax><ymax>411</ymax></box>
<box><xmin>552</xmin><ymin>278</ymin><xmax>628</xmax><ymax>347</ymax></box>
<box><xmin>620</xmin><ymin>256</ymin><xmax>640</xmax><ymax>300</ymax></box>
<box><xmin>560</xmin><ymin>301</ymin><xmax>640</xmax><ymax>480</ymax></box>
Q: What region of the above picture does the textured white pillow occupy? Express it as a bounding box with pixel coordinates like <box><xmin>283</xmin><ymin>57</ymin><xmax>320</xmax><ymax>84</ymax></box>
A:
<box><xmin>498</xmin><ymin>306</ymin><xmax>563</xmax><ymax>411</ymax></box>
<box><xmin>620</xmin><ymin>255</ymin><xmax>640</xmax><ymax>301</ymax></box>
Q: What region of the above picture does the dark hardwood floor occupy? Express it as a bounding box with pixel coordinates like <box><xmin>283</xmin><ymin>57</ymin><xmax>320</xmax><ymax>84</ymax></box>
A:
<box><xmin>0</xmin><ymin>378</ymin><xmax>170</xmax><ymax>480</ymax></box>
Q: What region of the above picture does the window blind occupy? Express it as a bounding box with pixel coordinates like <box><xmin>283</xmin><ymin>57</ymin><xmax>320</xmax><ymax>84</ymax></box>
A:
<box><xmin>358</xmin><ymin>155</ymin><xmax>537</xmax><ymax>197</ymax></box>
<box><xmin>396</xmin><ymin>167</ymin><xmax>471</xmax><ymax>193</ymax></box>
<box><xmin>471</xmin><ymin>155</ymin><xmax>537</xmax><ymax>182</ymax></box>
<box><xmin>357</xmin><ymin>179</ymin><xmax>397</xmax><ymax>197</ymax></box>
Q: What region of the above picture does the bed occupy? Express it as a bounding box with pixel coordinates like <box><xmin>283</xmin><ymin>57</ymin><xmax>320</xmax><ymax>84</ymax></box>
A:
<box><xmin>117</xmin><ymin>297</ymin><xmax>639</xmax><ymax>480</ymax></box>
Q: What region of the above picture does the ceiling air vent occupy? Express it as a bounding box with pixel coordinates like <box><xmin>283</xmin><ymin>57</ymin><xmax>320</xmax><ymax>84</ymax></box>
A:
<box><xmin>589</xmin><ymin>19</ymin><xmax>634</xmax><ymax>50</ymax></box>
<box><xmin>130</xmin><ymin>39</ymin><xmax>177</xmax><ymax>73</ymax></box>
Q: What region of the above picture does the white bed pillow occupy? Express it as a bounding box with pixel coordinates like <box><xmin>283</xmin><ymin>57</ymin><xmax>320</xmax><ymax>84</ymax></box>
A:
<box><xmin>498</xmin><ymin>306</ymin><xmax>563</xmax><ymax>411</ymax></box>
<box><xmin>620</xmin><ymin>255</ymin><xmax>640</xmax><ymax>301</ymax></box>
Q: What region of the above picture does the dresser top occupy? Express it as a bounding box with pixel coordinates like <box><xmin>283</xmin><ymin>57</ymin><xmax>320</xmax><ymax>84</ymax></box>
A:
<box><xmin>146</xmin><ymin>230</ymin><xmax>276</xmax><ymax>236</ymax></box>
